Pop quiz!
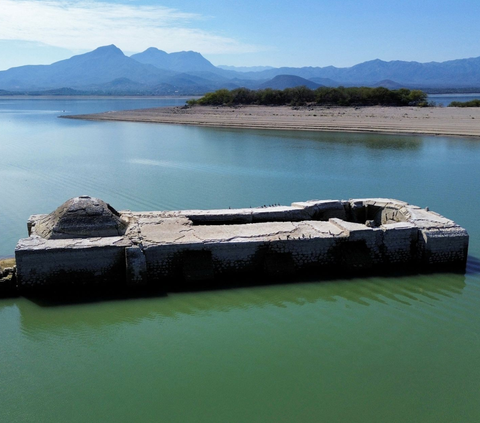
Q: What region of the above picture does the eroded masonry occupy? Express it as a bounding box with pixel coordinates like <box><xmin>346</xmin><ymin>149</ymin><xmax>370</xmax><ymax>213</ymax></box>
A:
<box><xmin>15</xmin><ymin>196</ymin><xmax>469</xmax><ymax>293</ymax></box>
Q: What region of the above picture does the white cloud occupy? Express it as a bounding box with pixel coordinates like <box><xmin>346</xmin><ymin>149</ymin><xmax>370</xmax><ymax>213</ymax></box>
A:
<box><xmin>0</xmin><ymin>0</ymin><xmax>262</xmax><ymax>54</ymax></box>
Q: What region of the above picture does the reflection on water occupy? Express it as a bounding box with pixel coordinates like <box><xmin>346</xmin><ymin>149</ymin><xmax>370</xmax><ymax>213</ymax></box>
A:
<box><xmin>466</xmin><ymin>255</ymin><xmax>480</xmax><ymax>275</ymax></box>
<box><xmin>4</xmin><ymin>272</ymin><xmax>466</xmax><ymax>334</ymax></box>
<box><xmin>202</xmin><ymin>126</ymin><xmax>423</xmax><ymax>151</ymax></box>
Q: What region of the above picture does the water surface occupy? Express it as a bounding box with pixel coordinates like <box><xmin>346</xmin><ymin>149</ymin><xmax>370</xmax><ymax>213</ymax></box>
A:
<box><xmin>428</xmin><ymin>92</ymin><xmax>480</xmax><ymax>106</ymax></box>
<box><xmin>0</xmin><ymin>98</ymin><xmax>479</xmax><ymax>422</ymax></box>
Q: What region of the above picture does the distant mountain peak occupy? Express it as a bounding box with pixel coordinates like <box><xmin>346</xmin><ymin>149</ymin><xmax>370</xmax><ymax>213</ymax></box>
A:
<box><xmin>143</xmin><ymin>47</ymin><xmax>167</xmax><ymax>54</ymax></box>
<box><xmin>89</xmin><ymin>44</ymin><xmax>125</xmax><ymax>57</ymax></box>
<box><xmin>93</xmin><ymin>44</ymin><xmax>122</xmax><ymax>52</ymax></box>
<box><xmin>131</xmin><ymin>47</ymin><xmax>217</xmax><ymax>72</ymax></box>
<box><xmin>258</xmin><ymin>74</ymin><xmax>321</xmax><ymax>90</ymax></box>
<box><xmin>0</xmin><ymin>44</ymin><xmax>176</xmax><ymax>91</ymax></box>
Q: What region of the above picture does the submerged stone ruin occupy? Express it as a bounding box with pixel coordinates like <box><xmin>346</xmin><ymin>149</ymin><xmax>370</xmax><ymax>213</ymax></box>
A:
<box><xmin>14</xmin><ymin>196</ymin><xmax>469</xmax><ymax>294</ymax></box>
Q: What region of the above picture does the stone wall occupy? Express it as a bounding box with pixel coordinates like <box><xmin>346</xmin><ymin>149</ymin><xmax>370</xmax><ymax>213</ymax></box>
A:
<box><xmin>14</xmin><ymin>197</ymin><xmax>469</xmax><ymax>294</ymax></box>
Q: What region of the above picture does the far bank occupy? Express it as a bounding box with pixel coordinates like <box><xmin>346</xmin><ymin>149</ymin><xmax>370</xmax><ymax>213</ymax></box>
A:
<box><xmin>63</xmin><ymin>105</ymin><xmax>480</xmax><ymax>138</ymax></box>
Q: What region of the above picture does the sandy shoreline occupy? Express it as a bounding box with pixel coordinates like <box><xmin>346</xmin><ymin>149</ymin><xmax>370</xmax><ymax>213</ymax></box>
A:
<box><xmin>63</xmin><ymin>105</ymin><xmax>480</xmax><ymax>138</ymax></box>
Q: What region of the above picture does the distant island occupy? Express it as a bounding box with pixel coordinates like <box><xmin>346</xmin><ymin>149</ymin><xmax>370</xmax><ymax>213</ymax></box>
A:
<box><xmin>1</xmin><ymin>45</ymin><xmax>480</xmax><ymax>96</ymax></box>
<box><xmin>186</xmin><ymin>87</ymin><xmax>429</xmax><ymax>107</ymax></box>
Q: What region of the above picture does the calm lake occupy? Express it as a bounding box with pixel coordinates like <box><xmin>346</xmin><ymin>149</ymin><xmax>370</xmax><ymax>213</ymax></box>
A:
<box><xmin>428</xmin><ymin>92</ymin><xmax>480</xmax><ymax>106</ymax></box>
<box><xmin>1</xmin><ymin>98</ymin><xmax>479</xmax><ymax>423</ymax></box>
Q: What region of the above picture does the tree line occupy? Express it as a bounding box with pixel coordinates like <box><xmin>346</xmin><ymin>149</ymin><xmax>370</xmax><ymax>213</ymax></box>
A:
<box><xmin>187</xmin><ymin>86</ymin><xmax>429</xmax><ymax>107</ymax></box>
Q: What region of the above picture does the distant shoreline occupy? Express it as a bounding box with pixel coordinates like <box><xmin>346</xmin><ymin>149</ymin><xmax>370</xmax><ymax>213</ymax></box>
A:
<box><xmin>62</xmin><ymin>105</ymin><xmax>480</xmax><ymax>138</ymax></box>
<box><xmin>0</xmin><ymin>95</ymin><xmax>199</xmax><ymax>100</ymax></box>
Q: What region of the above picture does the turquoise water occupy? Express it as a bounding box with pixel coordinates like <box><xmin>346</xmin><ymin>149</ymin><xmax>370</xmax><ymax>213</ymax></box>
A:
<box><xmin>428</xmin><ymin>93</ymin><xmax>480</xmax><ymax>106</ymax></box>
<box><xmin>1</xmin><ymin>99</ymin><xmax>479</xmax><ymax>422</ymax></box>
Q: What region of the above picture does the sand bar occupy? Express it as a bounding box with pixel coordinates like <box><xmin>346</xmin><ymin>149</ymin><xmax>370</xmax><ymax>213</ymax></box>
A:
<box><xmin>64</xmin><ymin>105</ymin><xmax>480</xmax><ymax>138</ymax></box>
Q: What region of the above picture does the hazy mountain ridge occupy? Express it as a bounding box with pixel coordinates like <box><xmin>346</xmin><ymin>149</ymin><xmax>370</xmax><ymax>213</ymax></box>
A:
<box><xmin>0</xmin><ymin>45</ymin><xmax>176</xmax><ymax>90</ymax></box>
<box><xmin>218</xmin><ymin>65</ymin><xmax>275</xmax><ymax>72</ymax></box>
<box><xmin>1</xmin><ymin>44</ymin><xmax>479</xmax><ymax>95</ymax></box>
<box><xmin>257</xmin><ymin>75</ymin><xmax>322</xmax><ymax>90</ymax></box>
<box><xmin>244</xmin><ymin>60</ymin><xmax>480</xmax><ymax>88</ymax></box>
<box><xmin>131</xmin><ymin>47</ymin><xmax>217</xmax><ymax>73</ymax></box>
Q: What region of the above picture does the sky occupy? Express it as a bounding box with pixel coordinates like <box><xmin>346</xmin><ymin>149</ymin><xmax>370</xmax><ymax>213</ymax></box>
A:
<box><xmin>0</xmin><ymin>0</ymin><xmax>479</xmax><ymax>71</ymax></box>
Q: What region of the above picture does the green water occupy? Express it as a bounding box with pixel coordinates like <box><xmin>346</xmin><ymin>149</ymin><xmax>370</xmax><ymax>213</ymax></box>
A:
<box><xmin>1</xmin><ymin>99</ymin><xmax>479</xmax><ymax>422</ymax></box>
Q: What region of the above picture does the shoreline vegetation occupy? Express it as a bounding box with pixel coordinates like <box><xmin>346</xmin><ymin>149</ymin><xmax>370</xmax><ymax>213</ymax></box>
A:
<box><xmin>449</xmin><ymin>99</ymin><xmax>480</xmax><ymax>107</ymax></box>
<box><xmin>187</xmin><ymin>87</ymin><xmax>431</xmax><ymax>107</ymax></box>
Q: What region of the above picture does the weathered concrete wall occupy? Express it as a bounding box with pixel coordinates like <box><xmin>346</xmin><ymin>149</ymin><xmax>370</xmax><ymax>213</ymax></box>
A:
<box><xmin>14</xmin><ymin>197</ymin><xmax>469</xmax><ymax>294</ymax></box>
<box><xmin>15</xmin><ymin>236</ymin><xmax>130</xmax><ymax>291</ymax></box>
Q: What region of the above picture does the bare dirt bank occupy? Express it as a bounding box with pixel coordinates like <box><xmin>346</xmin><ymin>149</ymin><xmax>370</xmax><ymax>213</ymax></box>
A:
<box><xmin>63</xmin><ymin>105</ymin><xmax>480</xmax><ymax>137</ymax></box>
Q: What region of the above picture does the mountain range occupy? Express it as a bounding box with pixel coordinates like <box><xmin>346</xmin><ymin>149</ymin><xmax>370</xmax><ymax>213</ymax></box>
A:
<box><xmin>1</xmin><ymin>44</ymin><xmax>480</xmax><ymax>95</ymax></box>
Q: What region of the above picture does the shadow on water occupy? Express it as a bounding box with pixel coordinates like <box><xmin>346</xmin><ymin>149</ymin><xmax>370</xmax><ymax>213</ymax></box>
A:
<box><xmin>203</xmin><ymin>126</ymin><xmax>423</xmax><ymax>151</ymax></box>
<box><xmin>2</xmin><ymin>255</ymin><xmax>475</xmax><ymax>308</ymax></box>
<box><xmin>3</xmin><ymin>263</ymin><xmax>469</xmax><ymax>305</ymax></box>
<box><xmin>1</xmin><ymin>270</ymin><xmax>468</xmax><ymax>334</ymax></box>
<box><xmin>2</xmin><ymin>255</ymin><xmax>476</xmax><ymax>311</ymax></box>
<box><xmin>466</xmin><ymin>254</ymin><xmax>480</xmax><ymax>275</ymax></box>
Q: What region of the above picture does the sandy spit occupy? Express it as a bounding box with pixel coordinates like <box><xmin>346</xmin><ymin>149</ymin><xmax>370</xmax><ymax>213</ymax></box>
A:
<box><xmin>63</xmin><ymin>105</ymin><xmax>480</xmax><ymax>138</ymax></box>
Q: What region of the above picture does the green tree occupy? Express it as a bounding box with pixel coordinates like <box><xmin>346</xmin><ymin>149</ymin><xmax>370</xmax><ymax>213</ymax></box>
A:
<box><xmin>407</xmin><ymin>90</ymin><xmax>428</xmax><ymax>106</ymax></box>
<box><xmin>256</xmin><ymin>89</ymin><xmax>286</xmax><ymax>105</ymax></box>
<box><xmin>198</xmin><ymin>89</ymin><xmax>233</xmax><ymax>105</ymax></box>
<box><xmin>283</xmin><ymin>86</ymin><xmax>315</xmax><ymax>106</ymax></box>
<box><xmin>231</xmin><ymin>87</ymin><xmax>256</xmax><ymax>105</ymax></box>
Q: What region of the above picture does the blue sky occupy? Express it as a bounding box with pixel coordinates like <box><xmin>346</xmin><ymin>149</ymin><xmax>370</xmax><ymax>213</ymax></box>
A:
<box><xmin>0</xmin><ymin>0</ymin><xmax>479</xmax><ymax>70</ymax></box>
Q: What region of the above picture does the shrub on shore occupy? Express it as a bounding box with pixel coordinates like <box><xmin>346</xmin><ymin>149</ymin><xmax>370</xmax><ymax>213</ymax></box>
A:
<box><xmin>448</xmin><ymin>99</ymin><xmax>480</xmax><ymax>107</ymax></box>
<box><xmin>187</xmin><ymin>86</ymin><xmax>429</xmax><ymax>107</ymax></box>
